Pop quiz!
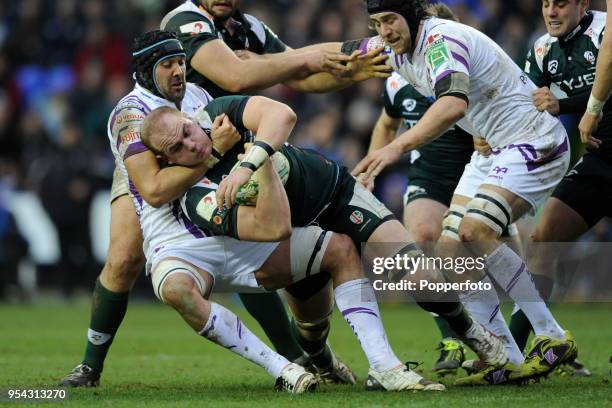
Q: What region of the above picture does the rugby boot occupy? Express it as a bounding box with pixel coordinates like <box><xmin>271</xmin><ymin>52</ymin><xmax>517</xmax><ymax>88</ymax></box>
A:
<box><xmin>58</xmin><ymin>364</ymin><xmax>100</xmax><ymax>387</ymax></box>
<box><xmin>433</xmin><ymin>338</ymin><xmax>466</xmax><ymax>376</ymax></box>
<box><xmin>275</xmin><ymin>363</ymin><xmax>318</xmax><ymax>393</ymax></box>
<box><xmin>365</xmin><ymin>363</ymin><xmax>445</xmax><ymax>391</ymax></box>
<box><xmin>521</xmin><ymin>330</ymin><xmax>578</xmax><ymax>378</ymax></box>
<box><xmin>458</xmin><ymin>321</ymin><xmax>509</xmax><ymax>368</ymax></box>
<box><xmin>314</xmin><ymin>349</ymin><xmax>356</xmax><ymax>385</ymax></box>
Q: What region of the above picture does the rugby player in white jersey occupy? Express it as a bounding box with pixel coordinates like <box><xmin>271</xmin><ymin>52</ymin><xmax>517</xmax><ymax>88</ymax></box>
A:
<box><xmin>351</xmin><ymin>0</ymin><xmax>578</xmax><ymax>385</ymax></box>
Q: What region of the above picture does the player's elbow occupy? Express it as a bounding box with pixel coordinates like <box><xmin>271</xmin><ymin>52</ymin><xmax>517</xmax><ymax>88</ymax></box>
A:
<box><xmin>222</xmin><ymin>78</ymin><xmax>249</xmax><ymax>93</ymax></box>
<box><xmin>270</xmin><ymin>223</ymin><xmax>293</xmax><ymax>241</ymax></box>
<box><xmin>142</xmin><ymin>193</ymin><xmax>165</xmax><ymax>208</ymax></box>
<box><xmin>253</xmin><ymin>223</ymin><xmax>292</xmax><ymax>242</ymax></box>
<box><xmin>259</xmin><ymin>216</ymin><xmax>293</xmax><ymax>241</ymax></box>
<box><xmin>139</xmin><ymin>185</ymin><xmax>168</xmax><ymax>208</ymax></box>
<box><xmin>276</xmin><ymin>104</ymin><xmax>297</xmax><ymax>128</ymax></box>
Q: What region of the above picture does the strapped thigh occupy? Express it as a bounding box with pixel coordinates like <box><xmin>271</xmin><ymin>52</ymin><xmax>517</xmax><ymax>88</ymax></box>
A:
<box><xmin>464</xmin><ymin>189</ymin><xmax>513</xmax><ymax>237</ymax></box>
<box><xmin>151</xmin><ymin>258</ymin><xmax>208</xmax><ymax>303</ymax></box>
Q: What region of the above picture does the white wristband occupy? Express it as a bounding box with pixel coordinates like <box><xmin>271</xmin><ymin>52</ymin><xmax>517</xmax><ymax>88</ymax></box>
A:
<box><xmin>240</xmin><ymin>144</ymin><xmax>270</xmax><ymax>171</ymax></box>
<box><xmin>586</xmin><ymin>93</ymin><xmax>605</xmax><ymax>116</ymax></box>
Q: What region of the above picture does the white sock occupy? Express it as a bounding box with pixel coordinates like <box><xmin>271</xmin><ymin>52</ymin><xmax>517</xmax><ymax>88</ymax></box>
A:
<box><xmin>198</xmin><ymin>302</ymin><xmax>289</xmax><ymax>378</ymax></box>
<box><xmin>486</xmin><ymin>244</ymin><xmax>564</xmax><ymax>340</ymax></box>
<box><xmin>459</xmin><ymin>276</ymin><xmax>524</xmax><ymax>365</ymax></box>
<box><xmin>334</xmin><ymin>279</ymin><xmax>401</xmax><ymax>372</ymax></box>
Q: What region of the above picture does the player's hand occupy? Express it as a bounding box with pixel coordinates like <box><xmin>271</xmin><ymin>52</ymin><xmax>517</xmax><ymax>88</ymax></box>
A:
<box><xmin>356</xmin><ymin>172</ymin><xmax>375</xmax><ymax>191</ymax></box>
<box><xmin>473</xmin><ymin>137</ymin><xmax>492</xmax><ymax>156</ymax></box>
<box><xmin>343</xmin><ymin>47</ymin><xmax>392</xmax><ymax>81</ymax></box>
<box><xmin>351</xmin><ymin>143</ymin><xmax>402</xmax><ymax>180</ymax></box>
<box><xmin>306</xmin><ymin>50</ymin><xmax>352</xmax><ymax>76</ymax></box>
<box><xmin>211</xmin><ymin>114</ymin><xmax>241</xmax><ymax>155</ymax></box>
<box><xmin>532</xmin><ymin>87</ymin><xmax>560</xmax><ymax>115</ymax></box>
<box><xmin>578</xmin><ymin>111</ymin><xmax>603</xmax><ymax>149</ymax></box>
<box><xmin>216</xmin><ymin>166</ymin><xmax>253</xmax><ymax>209</ymax></box>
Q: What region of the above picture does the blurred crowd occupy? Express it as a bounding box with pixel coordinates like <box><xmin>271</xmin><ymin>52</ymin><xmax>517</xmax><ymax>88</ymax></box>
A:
<box><xmin>0</xmin><ymin>0</ymin><xmax>609</xmax><ymax>299</ymax></box>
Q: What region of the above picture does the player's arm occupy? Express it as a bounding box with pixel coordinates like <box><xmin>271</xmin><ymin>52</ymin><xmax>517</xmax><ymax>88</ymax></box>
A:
<box><xmin>580</xmin><ymin>4</ymin><xmax>612</xmax><ymax>144</ymax></box>
<box><xmin>183</xmin><ymin>158</ymin><xmax>291</xmax><ymax>242</ymax></box>
<box><xmin>235</xmin><ymin>42</ymin><xmax>391</xmax><ymax>93</ymax></box>
<box><xmin>590</xmin><ymin>5</ymin><xmax>612</xmax><ymax>103</ymax></box>
<box><xmin>191</xmin><ymin>39</ymin><xmax>350</xmax><ymax>93</ymax></box>
<box><xmin>113</xmin><ymin>106</ymin><xmax>207</xmax><ymax>208</ymax></box>
<box><xmin>369</xmin><ymin>109</ymin><xmax>401</xmax><ymax>153</ymax></box>
<box><xmin>353</xmin><ymin>95</ymin><xmax>467</xmax><ymax>179</ymax></box>
<box><xmin>286</xmin><ymin>37</ymin><xmax>391</xmax><ymax>92</ymax></box>
<box><xmin>202</xmin><ymin>95</ymin><xmax>297</xmax><ymax>208</ymax></box>
<box><xmin>125</xmin><ymin>152</ymin><xmax>207</xmax><ymax>208</ymax></box>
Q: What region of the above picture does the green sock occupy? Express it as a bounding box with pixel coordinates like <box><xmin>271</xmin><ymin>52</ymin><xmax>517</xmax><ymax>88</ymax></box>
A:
<box><xmin>82</xmin><ymin>279</ymin><xmax>129</xmax><ymax>373</ymax></box>
<box><xmin>291</xmin><ymin>319</ymin><xmax>332</xmax><ymax>368</ymax></box>
<box><xmin>432</xmin><ymin>313</ymin><xmax>458</xmax><ymax>339</ymax></box>
<box><xmin>238</xmin><ymin>292</ymin><xmax>304</xmax><ymax>361</ymax></box>
<box><xmin>509</xmin><ymin>308</ymin><xmax>532</xmax><ymax>352</ymax></box>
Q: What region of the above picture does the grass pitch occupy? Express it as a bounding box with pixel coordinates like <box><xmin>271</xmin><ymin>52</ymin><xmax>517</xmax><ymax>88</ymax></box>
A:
<box><xmin>1</xmin><ymin>299</ymin><xmax>610</xmax><ymax>407</ymax></box>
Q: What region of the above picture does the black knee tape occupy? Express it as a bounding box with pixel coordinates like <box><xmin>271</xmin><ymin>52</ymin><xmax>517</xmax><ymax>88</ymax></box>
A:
<box><xmin>285</xmin><ymin>273</ymin><xmax>331</xmax><ymax>302</ymax></box>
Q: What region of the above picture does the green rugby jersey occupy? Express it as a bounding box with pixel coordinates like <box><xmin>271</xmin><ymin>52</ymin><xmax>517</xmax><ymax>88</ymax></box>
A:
<box><xmin>184</xmin><ymin>95</ymin><xmax>341</xmax><ymax>237</ymax></box>
<box><xmin>161</xmin><ymin>0</ymin><xmax>287</xmax><ymax>98</ymax></box>
<box><xmin>383</xmin><ymin>72</ymin><xmax>473</xmax><ymax>181</ymax></box>
<box><xmin>525</xmin><ymin>10</ymin><xmax>611</xmax><ymax>162</ymax></box>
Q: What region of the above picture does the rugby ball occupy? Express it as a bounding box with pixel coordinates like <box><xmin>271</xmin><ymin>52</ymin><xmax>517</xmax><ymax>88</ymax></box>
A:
<box><xmin>232</xmin><ymin>152</ymin><xmax>290</xmax><ymax>206</ymax></box>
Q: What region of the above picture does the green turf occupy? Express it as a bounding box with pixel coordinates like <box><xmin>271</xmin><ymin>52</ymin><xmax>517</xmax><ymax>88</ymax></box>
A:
<box><xmin>0</xmin><ymin>300</ymin><xmax>610</xmax><ymax>407</ymax></box>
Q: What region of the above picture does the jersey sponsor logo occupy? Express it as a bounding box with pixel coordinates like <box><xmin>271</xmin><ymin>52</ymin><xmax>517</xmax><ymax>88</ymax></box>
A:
<box><xmin>584</xmin><ymin>51</ymin><xmax>596</xmax><ymax>65</ymax></box>
<box><xmin>196</xmin><ymin>191</ymin><xmax>217</xmax><ymax>220</ymax></box>
<box><xmin>120</xmin><ymin>129</ymin><xmax>141</xmax><ymax>145</ymax></box>
<box><xmin>548</xmin><ymin>60</ymin><xmax>558</xmax><ymax>74</ymax></box>
<box><xmin>493</xmin><ymin>166</ymin><xmax>508</xmax><ymax>174</ymax></box>
<box><xmin>390</xmin><ymin>79</ymin><xmax>400</xmax><ymax>90</ymax></box>
<box><xmin>402</xmin><ymin>99</ymin><xmax>417</xmax><ymax>112</ymax></box>
<box><xmin>425</xmin><ymin>36</ymin><xmax>452</xmax><ymax>75</ymax></box>
<box><xmin>536</xmin><ymin>47</ymin><xmax>544</xmax><ymax>57</ymax></box>
<box><xmin>115</xmin><ymin>113</ymin><xmax>145</xmax><ymax>125</ymax></box>
<box><xmin>350</xmin><ymin>210</ymin><xmax>364</xmax><ymax>225</ymax></box>
<box><xmin>556</xmin><ymin>73</ymin><xmax>596</xmax><ymax>91</ymax></box>
<box><xmin>426</xmin><ymin>33</ymin><xmax>443</xmax><ymax>45</ymax></box>
<box><xmin>180</xmin><ymin>21</ymin><xmax>212</xmax><ymax>35</ymax></box>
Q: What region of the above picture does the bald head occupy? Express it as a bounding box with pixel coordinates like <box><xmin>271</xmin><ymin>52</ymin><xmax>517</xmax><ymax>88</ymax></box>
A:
<box><xmin>141</xmin><ymin>106</ymin><xmax>183</xmax><ymax>156</ymax></box>
<box><xmin>141</xmin><ymin>106</ymin><xmax>213</xmax><ymax>166</ymax></box>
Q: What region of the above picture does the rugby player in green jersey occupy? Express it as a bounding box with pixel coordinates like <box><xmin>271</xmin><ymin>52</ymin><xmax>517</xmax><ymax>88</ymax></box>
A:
<box><xmin>510</xmin><ymin>0</ymin><xmax>612</xmax><ymax>376</ymax></box>
<box><xmin>139</xmin><ymin>95</ymin><xmax>517</xmax><ymax>390</ymax></box>
<box><xmin>161</xmin><ymin>0</ymin><xmax>392</xmax><ymax>97</ymax></box>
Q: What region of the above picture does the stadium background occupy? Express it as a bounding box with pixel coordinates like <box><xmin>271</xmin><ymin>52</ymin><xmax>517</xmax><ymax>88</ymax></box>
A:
<box><xmin>0</xmin><ymin>0</ymin><xmax>610</xmax><ymax>301</ymax></box>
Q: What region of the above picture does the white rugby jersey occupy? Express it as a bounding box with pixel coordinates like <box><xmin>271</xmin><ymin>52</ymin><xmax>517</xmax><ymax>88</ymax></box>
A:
<box><xmin>107</xmin><ymin>82</ymin><xmax>213</xmax><ymax>261</ymax></box>
<box><xmin>385</xmin><ymin>17</ymin><xmax>561</xmax><ymax>148</ymax></box>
